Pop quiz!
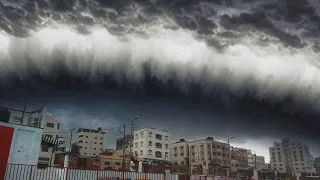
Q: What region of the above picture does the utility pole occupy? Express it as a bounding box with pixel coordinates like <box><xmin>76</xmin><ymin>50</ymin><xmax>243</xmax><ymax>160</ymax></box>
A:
<box><xmin>21</xmin><ymin>99</ymin><xmax>27</xmax><ymax>125</ymax></box>
<box><xmin>122</xmin><ymin>125</ymin><xmax>126</xmax><ymax>169</ymax></box>
<box><xmin>69</xmin><ymin>128</ymin><xmax>75</xmax><ymax>153</ymax></box>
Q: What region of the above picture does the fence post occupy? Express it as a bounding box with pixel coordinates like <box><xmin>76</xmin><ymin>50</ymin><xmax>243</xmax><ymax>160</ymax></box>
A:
<box><xmin>29</xmin><ymin>165</ymin><xmax>33</xmax><ymax>180</ymax></box>
<box><xmin>96</xmin><ymin>170</ymin><xmax>99</xmax><ymax>180</ymax></box>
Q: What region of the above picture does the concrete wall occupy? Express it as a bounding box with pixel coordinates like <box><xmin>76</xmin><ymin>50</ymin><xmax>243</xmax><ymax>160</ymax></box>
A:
<box><xmin>0</xmin><ymin>122</ymin><xmax>43</xmax><ymax>165</ymax></box>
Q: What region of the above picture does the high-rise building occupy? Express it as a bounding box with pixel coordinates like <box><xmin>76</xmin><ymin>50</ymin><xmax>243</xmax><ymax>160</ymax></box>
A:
<box><xmin>76</xmin><ymin>128</ymin><xmax>104</xmax><ymax>157</ymax></box>
<box><xmin>269</xmin><ymin>138</ymin><xmax>314</xmax><ymax>174</ymax></box>
<box><xmin>133</xmin><ymin>128</ymin><xmax>171</xmax><ymax>162</ymax></box>
<box><xmin>252</xmin><ymin>155</ymin><xmax>266</xmax><ymax>170</ymax></box>
<box><xmin>116</xmin><ymin>134</ymin><xmax>133</xmax><ymax>150</ymax></box>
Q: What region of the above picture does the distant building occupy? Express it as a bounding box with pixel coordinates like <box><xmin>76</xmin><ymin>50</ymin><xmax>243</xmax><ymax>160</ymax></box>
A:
<box><xmin>170</xmin><ymin>139</ymin><xmax>189</xmax><ymax>166</ymax></box>
<box><xmin>133</xmin><ymin>128</ymin><xmax>171</xmax><ymax>162</ymax></box>
<box><xmin>76</xmin><ymin>128</ymin><xmax>104</xmax><ymax>157</ymax></box>
<box><xmin>116</xmin><ymin>135</ymin><xmax>133</xmax><ymax>150</ymax></box>
<box><xmin>247</xmin><ymin>150</ymin><xmax>254</xmax><ymax>168</ymax></box>
<box><xmin>269</xmin><ymin>138</ymin><xmax>314</xmax><ymax>174</ymax></box>
<box><xmin>253</xmin><ymin>155</ymin><xmax>266</xmax><ymax>170</ymax></box>
<box><xmin>231</xmin><ymin>148</ymin><xmax>249</xmax><ymax>171</ymax></box>
<box><xmin>188</xmin><ymin>137</ymin><xmax>231</xmax><ymax>176</ymax></box>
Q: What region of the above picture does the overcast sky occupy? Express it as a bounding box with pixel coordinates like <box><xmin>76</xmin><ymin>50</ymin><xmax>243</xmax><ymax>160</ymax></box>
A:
<box><xmin>1</xmin><ymin>0</ymin><xmax>320</xmax><ymax>162</ymax></box>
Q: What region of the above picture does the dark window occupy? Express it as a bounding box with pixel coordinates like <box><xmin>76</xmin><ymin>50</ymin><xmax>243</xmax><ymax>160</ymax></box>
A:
<box><xmin>13</xmin><ymin>117</ymin><xmax>22</xmax><ymax>123</ymax></box>
<box><xmin>105</xmin><ymin>162</ymin><xmax>111</xmax><ymax>165</ymax></box>
<box><xmin>95</xmin><ymin>137</ymin><xmax>97</xmax><ymax>139</ymax></box>
<box><xmin>42</xmin><ymin>145</ymin><xmax>49</xmax><ymax>152</ymax></box>
<box><xmin>115</xmin><ymin>162</ymin><xmax>121</xmax><ymax>166</ymax></box>
<box><xmin>155</xmin><ymin>143</ymin><xmax>162</xmax><ymax>149</ymax></box>
<box><xmin>155</xmin><ymin>134</ymin><xmax>162</xmax><ymax>140</ymax></box>
<box><xmin>57</xmin><ymin>123</ymin><xmax>60</xmax><ymax>129</ymax></box>
<box><xmin>155</xmin><ymin>151</ymin><xmax>162</xmax><ymax>158</ymax></box>
<box><xmin>149</xmin><ymin>141</ymin><xmax>152</xmax><ymax>146</ymax></box>
<box><xmin>46</xmin><ymin>123</ymin><xmax>55</xmax><ymax>128</ymax></box>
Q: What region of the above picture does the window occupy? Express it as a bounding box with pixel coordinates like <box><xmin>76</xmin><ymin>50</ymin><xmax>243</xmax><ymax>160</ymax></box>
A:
<box><xmin>78</xmin><ymin>140</ymin><xmax>83</xmax><ymax>143</ymax></box>
<box><xmin>86</xmin><ymin>136</ymin><xmax>88</xmax><ymax>138</ymax></box>
<box><xmin>79</xmin><ymin>135</ymin><xmax>83</xmax><ymax>138</ymax></box>
<box><xmin>155</xmin><ymin>143</ymin><xmax>162</xmax><ymax>149</ymax></box>
<box><xmin>135</xmin><ymin>142</ymin><xmax>138</xmax><ymax>148</ymax></box>
<box><xmin>115</xmin><ymin>162</ymin><xmax>121</xmax><ymax>166</ymax></box>
<box><xmin>13</xmin><ymin>117</ymin><xmax>22</xmax><ymax>123</ymax></box>
<box><xmin>46</xmin><ymin>122</ymin><xmax>55</xmax><ymax>128</ymax></box>
<box><xmin>105</xmin><ymin>162</ymin><xmax>111</xmax><ymax>165</ymax></box>
<box><xmin>155</xmin><ymin>151</ymin><xmax>162</xmax><ymax>158</ymax></box>
<box><xmin>155</xmin><ymin>134</ymin><xmax>162</xmax><ymax>140</ymax></box>
<box><xmin>165</xmin><ymin>152</ymin><xmax>168</xmax><ymax>157</ymax></box>
<box><xmin>148</xmin><ymin>150</ymin><xmax>152</xmax><ymax>155</ymax></box>
<box><xmin>140</xmin><ymin>150</ymin><xmax>143</xmax><ymax>155</ymax></box>
<box><xmin>94</xmin><ymin>148</ymin><xmax>96</xmax><ymax>150</ymax></box>
<box><xmin>149</xmin><ymin>141</ymin><xmax>152</xmax><ymax>146</ymax></box>
<box><xmin>135</xmin><ymin>134</ymin><xmax>138</xmax><ymax>139</ymax></box>
<box><xmin>165</xmin><ymin>144</ymin><xmax>168</xmax><ymax>149</ymax></box>
<box><xmin>42</xmin><ymin>145</ymin><xmax>49</xmax><ymax>152</ymax></box>
<box><xmin>140</xmin><ymin>141</ymin><xmax>144</xmax><ymax>147</ymax></box>
<box><xmin>57</xmin><ymin>123</ymin><xmax>60</xmax><ymax>129</ymax></box>
<box><xmin>95</xmin><ymin>137</ymin><xmax>97</xmax><ymax>139</ymax></box>
<box><xmin>149</xmin><ymin>132</ymin><xmax>152</xmax><ymax>137</ymax></box>
<box><xmin>141</xmin><ymin>132</ymin><xmax>144</xmax><ymax>138</ymax></box>
<box><xmin>165</xmin><ymin>135</ymin><xmax>168</xmax><ymax>140</ymax></box>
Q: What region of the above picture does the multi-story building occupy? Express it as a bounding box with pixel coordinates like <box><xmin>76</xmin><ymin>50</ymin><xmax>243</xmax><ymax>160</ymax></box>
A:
<box><xmin>38</xmin><ymin>114</ymin><xmax>61</xmax><ymax>167</ymax></box>
<box><xmin>170</xmin><ymin>139</ymin><xmax>189</xmax><ymax>166</ymax></box>
<box><xmin>116</xmin><ymin>135</ymin><xmax>133</xmax><ymax>150</ymax></box>
<box><xmin>247</xmin><ymin>150</ymin><xmax>254</xmax><ymax>168</ymax></box>
<box><xmin>76</xmin><ymin>128</ymin><xmax>104</xmax><ymax>157</ymax></box>
<box><xmin>188</xmin><ymin>137</ymin><xmax>231</xmax><ymax>176</ymax></box>
<box><xmin>231</xmin><ymin>148</ymin><xmax>249</xmax><ymax>171</ymax></box>
<box><xmin>133</xmin><ymin>128</ymin><xmax>171</xmax><ymax>162</ymax></box>
<box><xmin>252</xmin><ymin>155</ymin><xmax>266</xmax><ymax>170</ymax></box>
<box><xmin>269</xmin><ymin>138</ymin><xmax>314</xmax><ymax>174</ymax></box>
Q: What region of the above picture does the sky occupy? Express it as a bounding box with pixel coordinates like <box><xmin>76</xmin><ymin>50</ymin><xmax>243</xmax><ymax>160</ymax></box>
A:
<box><xmin>1</xmin><ymin>0</ymin><xmax>320</xmax><ymax>162</ymax></box>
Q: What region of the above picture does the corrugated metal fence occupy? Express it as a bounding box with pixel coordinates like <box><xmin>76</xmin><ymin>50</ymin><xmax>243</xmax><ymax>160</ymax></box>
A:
<box><xmin>3</xmin><ymin>164</ymin><xmax>170</xmax><ymax>180</ymax></box>
<box><xmin>3</xmin><ymin>164</ymin><xmax>235</xmax><ymax>180</ymax></box>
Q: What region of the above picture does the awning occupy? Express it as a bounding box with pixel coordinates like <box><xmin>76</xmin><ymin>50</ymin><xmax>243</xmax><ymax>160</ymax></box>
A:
<box><xmin>42</xmin><ymin>135</ymin><xmax>61</xmax><ymax>146</ymax></box>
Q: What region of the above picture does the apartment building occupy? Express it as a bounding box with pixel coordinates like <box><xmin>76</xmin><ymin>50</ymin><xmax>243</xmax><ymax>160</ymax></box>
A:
<box><xmin>269</xmin><ymin>138</ymin><xmax>314</xmax><ymax>174</ymax></box>
<box><xmin>76</xmin><ymin>128</ymin><xmax>104</xmax><ymax>157</ymax></box>
<box><xmin>38</xmin><ymin>114</ymin><xmax>61</xmax><ymax>167</ymax></box>
<box><xmin>231</xmin><ymin>148</ymin><xmax>249</xmax><ymax>171</ymax></box>
<box><xmin>133</xmin><ymin>128</ymin><xmax>171</xmax><ymax>162</ymax></box>
<box><xmin>247</xmin><ymin>150</ymin><xmax>254</xmax><ymax>167</ymax></box>
<box><xmin>170</xmin><ymin>139</ymin><xmax>189</xmax><ymax>166</ymax></box>
<box><xmin>188</xmin><ymin>137</ymin><xmax>231</xmax><ymax>175</ymax></box>
<box><xmin>253</xmin><ymin>155</ymin><xmax>266</xmax><ymax>170</ymax></box>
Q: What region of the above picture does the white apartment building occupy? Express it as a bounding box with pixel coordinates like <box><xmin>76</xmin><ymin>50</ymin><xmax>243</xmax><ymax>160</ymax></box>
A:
<box><xmin>133</xmin><ymin>128</ymin><xmax>171</xmax><ymax>162</ymax></box>
<box><xmin>269</xmin><ymin>138</ymin><xmax>314</xmax><ymax>174</ymax></box>
<box><xmin>170</xmin><ymin>139</ymin><xmax>189</xmax><ymax>166</ymax></box>
<box><xmin>76</xmin><ymin>128</ymin><xmax>104</xmax><ymax>157</ymax></box>
<box><xmin>38</xmin><ymin>114</ymin><xmax>61</xmax><ymax>167</ymax></box>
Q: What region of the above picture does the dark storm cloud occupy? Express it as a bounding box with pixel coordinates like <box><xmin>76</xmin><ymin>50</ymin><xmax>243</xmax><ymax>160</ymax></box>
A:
<box><xmin>0</xmin><ymin>0</ymin><xmax>320</xmax><ymax>156</ymax></box>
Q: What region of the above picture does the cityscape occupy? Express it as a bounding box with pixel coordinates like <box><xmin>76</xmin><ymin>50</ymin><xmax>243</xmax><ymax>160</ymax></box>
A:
<box><xmin>0</xmin><ymin>105</ymin><xmax>319</xmax><ymax>180</ymax></box>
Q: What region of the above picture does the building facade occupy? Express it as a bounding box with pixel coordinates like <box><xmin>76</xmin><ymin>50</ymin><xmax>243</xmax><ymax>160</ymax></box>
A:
<box><xmin>38</xmin><ymin>114</ymin><xmax>61</xmax><ymax>167</ymax></box>
<box><xmin>269</xmin><ymin>138</ymin><xmax>314</xmax><ymax>174</ymax></box>
<box><xmin>76</xmin><ymin>128</ymin><xmax>104</xmax><ymax>157</ymax></box>
<box><xmin>133</xmin><ymin>128</ymin><xmax>171</xmax><ymax>162</ymax></box>
<box><xmin>231</xmin><ymin>148</ymin><xmax>249</xmax><ymax>171</ymax></box>
<box><xmin>253</xmin><ymin>155</ymin><xmax>266</xmax><ymax>170</ymax></box>
<box><xmin>247</xmin><ymin>150</ymin><xmax>254</xmax><ymax>168</ymax></box>
<box><xmin>170</xmin><ymin>139</ymin><xmax>189</xmax><ymax>166</ymax></box>
<box><xmin>188</xmin><ymin>137</ymin><xmax>231</xmax><ymax>175</ymax></box>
